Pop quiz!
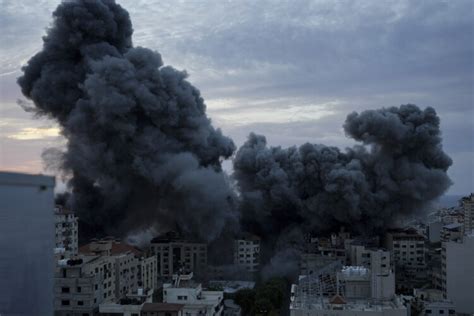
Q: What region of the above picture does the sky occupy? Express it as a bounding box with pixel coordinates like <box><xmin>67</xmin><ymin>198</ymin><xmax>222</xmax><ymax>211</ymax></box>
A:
<box><xmin>0</xmin><ymin>0</ymin><xmax>473</xmax><ymax>195</ymax></box>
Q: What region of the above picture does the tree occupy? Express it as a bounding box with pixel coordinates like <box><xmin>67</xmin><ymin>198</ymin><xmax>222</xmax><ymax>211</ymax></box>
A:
<box><xmin>234</xmin><ymin>288</ymin><xmax>256</xmax><ymax>315</ymax></box>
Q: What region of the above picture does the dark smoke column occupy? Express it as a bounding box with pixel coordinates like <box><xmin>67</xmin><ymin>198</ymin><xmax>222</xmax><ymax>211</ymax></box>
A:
<box><xmin>18</xmin><ymin>0</ymin><xmax>237</xmax><ymax>241</ymax></box>
<box><xmin>234</xmin><ymin>105</ymin><xmax>452</xmax><ymax>247</ymax></box>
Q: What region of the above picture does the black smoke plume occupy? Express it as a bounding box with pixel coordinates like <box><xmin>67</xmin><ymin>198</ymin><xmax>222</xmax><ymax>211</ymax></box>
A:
<box><xmin>18</xmin><ymin>0</ymin><xmax>237</xmax><ymax>242</ymax></box>
<box><xmin>234</xmin><ymin>105</ymin><xmax>452</xmax><ymax>273</ymax></box>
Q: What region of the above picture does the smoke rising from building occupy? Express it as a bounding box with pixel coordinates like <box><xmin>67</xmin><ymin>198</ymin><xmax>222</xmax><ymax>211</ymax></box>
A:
<box><xmin>234</xmin><ymin>105</ymin><xmax>452</xmax><ymax>274</ymax></box>
<box><xmin>18</xmin><ymin>0</ymin><xmax>237</xmax><ymax>241</ymax></box>
<box><xmin>18</xmin><ymin>1</ymin><xmax>453</xmax><ymax>276</ymax></box>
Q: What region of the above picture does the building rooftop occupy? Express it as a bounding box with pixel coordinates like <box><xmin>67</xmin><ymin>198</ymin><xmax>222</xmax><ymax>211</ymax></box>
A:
<box><xmin>443</xmin><ymin>223</ymin><xmax>463</xmax><ymax>230</ymax></box>
<box><xmin>79</xmin><ymin>239</ymin><xmax>142</xmax><ymax>256</ymax></box>
<box><xmin>150</xmin><ymin>231</ymin><xmax>205</xmax><ymax>244</ymax></box>
<box><xmin>141</xmin><ymin>303</ymin><xmax>185</xmax><ymax>312</ymax></box>
<box><xmin>388</xmin><ymin>227</ymin><xmax>424</xmax><ymax>239</ymax></box>
<box><xmin>236</xmin><ymin>232</ymin><xmax>260</xmax><ymax>241</ymax></box>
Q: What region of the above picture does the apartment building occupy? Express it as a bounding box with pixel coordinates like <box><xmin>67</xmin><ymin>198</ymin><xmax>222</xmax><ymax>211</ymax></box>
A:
<box><xmin>141</xmin><ymin>255</ymin><xmax>158</xmax><ymax>290</ymax></box>
<box><xmin>80</xmin><ymin>239</ymin><xmax>157</xmax><ymax>298</ymax></box>
<box><xmin>54</xmin><ymin>256</ymin><xmax>116</xmax><ymax>316</ymax></box>
<box><xmin>149</xmin><ymin>232</ymin><xmax>207</xmax><ymax>278</ymax></box>
<box><xmin>461</xmin><ymin>193</ymin><xmax>474</xmax><ymax>234</ymax></box>
<box><xmin>441</xmin><ymin>234</ymin><xmax>474</xmax><ymax>315</ymax></box>
<box><xmin>163</xmin><ymin>273</ymin><xmax>224</xmax><ymax>316</ymax></box>
<box><xmin>440</xmin><ymin>223</ymin><xmax>463</xmax><ymax>242</ymax></box>
<box><xmin>385</xmin><ymin>228</ymin><xmax>426</xmax><ymax>270</ymax></box>
<box><xmin>55</xmin><ymin>206</ymin><xmax>79</xmax><ymax>257</ymax></box>
<box><xmin>233</xmin><ymin>233</ymin><xmax>260</xmax><ymax>273</ymax></box>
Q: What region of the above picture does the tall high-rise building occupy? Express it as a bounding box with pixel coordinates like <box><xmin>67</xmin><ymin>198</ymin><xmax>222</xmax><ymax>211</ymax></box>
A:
<box><xmin>0</xmin><ymin>172</ymin><xmax>55</xmax><ymax>316</ymax></box>
<box><xmin>55</xmin><ymin>206</ymin><xmax>79</xmax><ymax>257</ymax></box>
<box><xmin>441</xmin><ymin>234</ymin><xmax>474</xmax><ymax>315</ymax></box>
<box><xmin>461</xmin><ymin>193</ymin><xmax>474</xmax><ymax>234</ymax></box>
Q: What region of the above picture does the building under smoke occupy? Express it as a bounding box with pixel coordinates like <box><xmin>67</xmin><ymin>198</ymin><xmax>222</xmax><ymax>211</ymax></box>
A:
<box><xmin>18</xmin><ymin>0</ymin><xmax>452</xmax><ymax>277</ymax></box>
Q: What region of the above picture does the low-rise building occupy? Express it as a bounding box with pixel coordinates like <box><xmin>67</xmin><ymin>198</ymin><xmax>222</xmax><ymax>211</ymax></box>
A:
<box><xmin>163</xmin><ymin>273</ymin><xmax>224</xmax><ymax>316</ymax></box>
<box><xmin>141</xmin><ymin>303</ymin><xmax>185</xmax><ymax>316</ymax></box>
<box><xmin>99</xmin><ymin>288</ymin><xmax>154</xmax><ymax>316</ymax></box>
<box><xmin>290</xmin><ymin>264</ymin><xmax>406</xmax><ymax>316</ymax></box>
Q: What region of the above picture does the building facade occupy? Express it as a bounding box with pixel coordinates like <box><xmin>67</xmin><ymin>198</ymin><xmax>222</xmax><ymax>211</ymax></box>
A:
<box><xmin>385</xmin><ymin>228</ymin><xmax>426</xmax><ymax>270</ymax></box>
<box><xmin>233</xmin><ymin>233</ymin><xmax>260</xmax><ymax>273</ymax></box>
<box><xmin>55</xmin><ymin>206</ymin><xmax>79</xmax><ymax>257</ymax></box>
<box><xmin>149</xmin><ymin>232</ymin><xmax>207</xmax><ymax>278</ymax></box>
<box><xmin>441</xmin><ymin>234</ymin><xmax>474</xmax><ymax>315</ymax></box>
<box><xmin>163</xmin><ymin>273</ymin><xmax>224</xmax><ymax>316</ymax></box>
<box><xmin>0</xmin><ymin>172</ymin><xmax>55</xmax><ymax>316</ymax></box>
<box><xmin>54</xmin><ymin>256</ymin><xmax>117</xmax><ymax>316</ymax></box>
<box><xmin>461</xmin><ymin>194</ymin><xmax>474</xmax><ymax>235</ymax></box>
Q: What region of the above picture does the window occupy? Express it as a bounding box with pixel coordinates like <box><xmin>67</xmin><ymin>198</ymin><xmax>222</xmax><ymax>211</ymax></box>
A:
<box><xmin>439</xmin><ymin>310</ymin><xmax>444</xmax><ymax>314</ymax></box>
<box><xmin>448</xmin><ymin>310</ymin><xmax>455</xmax><ymax>314</ymax></box>
<box><xmin>61</xmin><ymin>300</ymin><xmax>70</xmax><ymax>306</ymax></box>
<box><xmin>77</xmin><ymin>301</ymin><xmax>84</xmax><ymax>306</ymax></box>
<box><xmin>62</xmin><ymin>269</ymin><xmax>67</xmax><ymax>278</ymax></box>
<box><xmin>77</xmin><ymin>286</ymin><xmax>81</xmax><ymax>293</ymax></box>
<box><xmin>61</xmin><ymin>287</ymin><xmax>70</xmax><ymax>293</ymax></box>
<box><xmin>95</xmin><ymin>284</ymin><xmax>98</xmax><ymax>290</ymax></box>
<box><xmin>426</xmin><ymin>310</ymin><xmax>432</xmax><ymax>314</ymax></box>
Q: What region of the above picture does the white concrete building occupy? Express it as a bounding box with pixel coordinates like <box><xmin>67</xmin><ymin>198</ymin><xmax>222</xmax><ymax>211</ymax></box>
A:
<box><xmin>233</xmin><ymin>233</ymin><xmax>260</xmax><ymax>273</ymax></box>
<box><xmin>55</xmin><ymin>206</ymin><xmax>79</xmax><ymax>257</ymax></box>
<box><xmin>0</xmin><ymin>172</ymin><xmax>55</xmax><ymax>316</ymax></box>
<box><xmin>80</xmin><ymin>238</ymin><xmax>158</xmax><ymax>298</ymax></box>
<box><xmin>54</xmin><ymin>256</ymin><xmax>117</xmax><ymax>316</ymax></box>
<box><xmin>149</xmin><ymin>232</ymin><xmax>207</xmax><ymax>278</ymax></box>
<box><xmin>163</xmin><ymin>273</ymin><xmax>224</xmax><ymax>316</ymax></box>
<box><xmin>99</xmin><ymin>288</ymin><xmax>154</xmax><ymax>316</ymax></box>
<box><xmin>441</xmin><ymin>234</ymin><xmax>474</xmax><ymax>315</ymax></box>
<box><xmin>290</xmin><ymin>265</ymin><xmax>406</xmax><ymax>316</ymax></box>
<box><xmin>461</xmin><ymin>193</ymin><xmax>474</xmax><ymax>235</ymax></box>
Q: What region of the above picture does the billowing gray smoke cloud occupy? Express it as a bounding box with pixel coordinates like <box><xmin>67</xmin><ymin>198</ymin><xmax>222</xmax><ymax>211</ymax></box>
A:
<box><xmin>18</xmin><ymin>0</ymin><xmax>237</xmax><ymax>241</ymax></box>
<box><xmin>234</xmin><ymin>105</ymin><xmax>452</xmax><ymax>271</ymax></box>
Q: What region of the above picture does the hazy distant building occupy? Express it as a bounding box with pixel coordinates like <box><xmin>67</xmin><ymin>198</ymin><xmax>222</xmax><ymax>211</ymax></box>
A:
<box><xmin>427</xmin><ymin>220</ymin><xmax>443</xmax><ymax>243</ymax></box>
<box><xmin>440</xmin><ymin>223</ymin><xmax>463</xmax><ymax>242</ymax></box>
<box><xmin>461</xmin><ymin>193</ymin><xmax>474</xmax><ymax>234</ymax></box>
<box><xmin>441</xmin><ymin>234</ymin><xmax>474</xmax><ymax>314</ymax></box>
<box><xmin>0</xmin><ymin>172</ymin><xmax>55</xmax><ymax>316</ymax></box>
<box><xmin>233</xmin><ymin>233</ymin><xmax>260</xmax><ymax>273</ymax></box>
<box><xmin>385</xmin><ymin>228</ymin><xmax>426</xmax><ymax>270</ymax></box>
<box><xmin>149</xmin><ymin>232</ymin><xmax>207</xmax><ymax>278</ymax></box>
<box><xmin>55</xmin><ymin>206</ymin><xmax>79</xmax><ymax>257</ymax></box>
